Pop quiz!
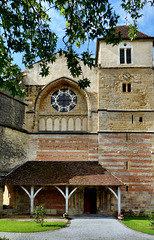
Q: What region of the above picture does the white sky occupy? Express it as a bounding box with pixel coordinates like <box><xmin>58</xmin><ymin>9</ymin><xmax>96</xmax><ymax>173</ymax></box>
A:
<box><xmin>14</xmin><ymin>1</ymin><xmax>154</xmax><ymax>71</ymax></box>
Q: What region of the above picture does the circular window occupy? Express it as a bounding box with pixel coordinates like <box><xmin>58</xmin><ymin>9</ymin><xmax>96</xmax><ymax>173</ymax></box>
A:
<box><xmin>51</xmin><ymin>89</ymin><xmax>77</xmax><ymax>112</ymax></box>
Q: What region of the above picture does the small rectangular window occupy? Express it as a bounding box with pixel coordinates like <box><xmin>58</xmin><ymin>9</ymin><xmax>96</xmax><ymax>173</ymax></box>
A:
<box><xmin>139</xmin><ymin>117</ymin><xmax>143</xmax><ymax>122</ymax></box>
<box><xmin>128</xmin><ymin>83</ymin><xmax>131</xmax><ymax>92</ymax></box>
<box><xmin>122</xmin><ymin>83</ymin><xmax>126</xmax><ymax>92</ymax></box>
<box><xmin>126</xmin><ymin>161</ymin><xmax>129</xmax><ymax>170</ymax></box>
<box><xmin>126</xmin><ymin>133</ymin><xmax>129</xmax><ymax>141</ymax></box>
<box><xmin>126</xmin><ymin>49</ymin><xmax>131</xmax><ymax>64</ymax></box>
<box><xmin>126</xmin><ymin>186</ymin><xmax>129</xmax><ymax>191</ymax></box>
<box><xmin>120</xmin><ymin>49</ymin><xmax>125</xmax><ymax>64</ymax></box>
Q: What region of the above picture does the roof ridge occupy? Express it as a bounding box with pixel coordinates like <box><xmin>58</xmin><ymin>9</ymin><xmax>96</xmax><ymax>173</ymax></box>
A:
<box><xmin>5</xmin><ymin>162</ymin><xmax>27</xmax><ymax>177</ymax></box>
<box><xmin>115</xmin><ymin>25</ymin><xmax>152</xmax><ymax>38</ymax></box>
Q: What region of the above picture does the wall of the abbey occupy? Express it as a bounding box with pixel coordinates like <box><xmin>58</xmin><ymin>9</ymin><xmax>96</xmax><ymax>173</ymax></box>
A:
<box><xmin>0</xmin><ymin>34</ymin><xmax>153</xmax><ymax>216</ymax></box>
<box><xmin>0</xmin><ymin>126</ymin><xmax>29</xmax><ymax>175</ymax></box>
<box><xmin>24</xmin><ymin>71</ymin><xmax>98</xmax><ymax>133</ymax></box>
<box><xmin>0</xmin><ymin>91</ymin><xmax>28</xmax><ymax>175</ymax></box>
<box><xmin>0</xmin><ymin>128</ymin><xmax>98</xmax><ymax>174</ymax></box>
<box><xmin>23</xmin><ymin>54</ymin><xmax>98</xmax><ymax>92</ymax></box>
<box><xmin>0</xmin><ymin>90</ymin><xmax>26</xmax><ymax>130</ymax></box>
<box><xmin>28</xmin><ymin>133</ymin><xmax>98</xmax><ymax>162</ymax></box>
<box><xmin>98</xmin><ymin>68</ymin><xmax>154</xmax><ymax>110</ymax></box>
<box><xmin>99</xmin><ymin>110</ymin><xmax>154</xmax><ymax>132</ymax></box>
<box><xmin>97</xmin><ymin>40</ymin><xmax>153</xmax><ymax>68</ymax></box>
<box><xmin>98</xmin><ymin>67</ymin><xmax>154</xmax><ymax>132</ymax></box>
<box><xmin>98</xmin><ymin>132</ymin><xmax>154</xmax><ymax>213</ymax></box>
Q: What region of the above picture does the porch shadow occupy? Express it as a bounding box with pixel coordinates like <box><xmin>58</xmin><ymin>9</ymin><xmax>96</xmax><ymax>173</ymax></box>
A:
<box><xmin>70</xmin><ymin>214</ymin><xmax>115</xmax><ymax>219</ymax></box>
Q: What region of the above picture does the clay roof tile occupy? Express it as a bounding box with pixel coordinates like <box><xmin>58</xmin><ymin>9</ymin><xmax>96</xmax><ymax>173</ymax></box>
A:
<box><xmin>3</xmin><ymin>161</ymin><xmax>123</xmax><ymax>186</ymax></box>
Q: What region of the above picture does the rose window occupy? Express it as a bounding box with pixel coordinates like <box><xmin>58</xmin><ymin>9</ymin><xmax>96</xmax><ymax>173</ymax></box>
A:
<box><xmin>51</xmin><ymin>89</ymin><xmax>77</xmax><ymax>112</ymax></box>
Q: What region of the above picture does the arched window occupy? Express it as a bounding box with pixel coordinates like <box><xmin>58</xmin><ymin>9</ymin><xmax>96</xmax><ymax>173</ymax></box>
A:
<box><xmin>119</xmin><ymin>42</ymin><xmax>133</xmax><ymax>64</ymax></box>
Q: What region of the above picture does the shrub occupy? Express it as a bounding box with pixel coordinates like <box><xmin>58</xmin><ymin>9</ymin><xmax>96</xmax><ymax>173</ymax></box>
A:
<box><xmin>33</xmin><ymin>205</ymin><xmax>46</xmax><ymax>227</ymax></box>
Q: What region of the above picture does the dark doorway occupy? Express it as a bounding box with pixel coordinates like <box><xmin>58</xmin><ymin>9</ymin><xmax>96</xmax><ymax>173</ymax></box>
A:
<box><xmin>84</xmin><ymin>188</ymin><xmax>97</xmax><ymax>214</ymax></box>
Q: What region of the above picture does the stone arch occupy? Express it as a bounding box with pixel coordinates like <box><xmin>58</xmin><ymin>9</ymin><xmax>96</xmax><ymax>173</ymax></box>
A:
<box><xmin>75</xmin><ymin>118</ymin><xmax>81</xmax><ymax>131</ymax></box>
<box><xmin>83</xmin><ymin>117</ymin><xmax>88</xmax><ymax>131</ymax></box>
<box><xmin>47</xmin><ymin>118</ymin><xmax>53</xmax><ymax>131</ymax></box>
<box><xmin>61</xmin><ymin>118</ymin><xmax>67</xmax><ymax>131</ymax></box>
<box><xmin>39</xmin><ymin>118</ymin><xmax>45</xmax><ymax>131</ymax></box>
<box><xmin>68</xmin><ymin>118</ymin><xmax>74</xmax><ymax>131</ymax></box>
<box><xmin>54</xmin><ymin>118</ymin><xmax>60</xmax><ymax>131</ymax></box>
<box><xmin>33</xmin><ymin>77</ymin><xmax>91</xmax><ymax>132</ymax></box>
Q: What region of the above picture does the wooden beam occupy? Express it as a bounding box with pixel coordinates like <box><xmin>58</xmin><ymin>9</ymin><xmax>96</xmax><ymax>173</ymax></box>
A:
<box><xmin>55</xmin><ymin>186</ymin><xmax>78</xmax><ymax>214</ymax></box>
<box><xmin>118</xmin><ymin>186</ymin><xmax>121</xmax><ymax>215</ymax></box>
<box><xmin>107</xmin><ymin>186</ymin><xmax>121</xmax><ymax>215</ymax></box>
<box><xmin>20</xmin><ymin>185</ymin><xmax>43</xmax><ymax>215</ymax></box>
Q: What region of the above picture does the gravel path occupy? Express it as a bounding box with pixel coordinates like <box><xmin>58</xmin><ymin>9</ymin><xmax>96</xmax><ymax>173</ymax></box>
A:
<box><xmin>0</xmin><ymin>216</ymin><xmax>153</xmax><ymax>240</ymax></box>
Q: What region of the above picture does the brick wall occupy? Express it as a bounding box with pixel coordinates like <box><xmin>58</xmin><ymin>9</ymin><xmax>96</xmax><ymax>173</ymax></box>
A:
<box><xmin>98</xmin><ymin>132</ymin><xmax>154</xmax><ymax>213</ymax></box>
<box><xmin>35</xmin><ymin>186</ymin><xmax>65</xmax><ymax>215</ymax></box>
<box><xmin>29</xmin><ymin>133</ymin><xmax>98</xmax><ymax>162</ymax></box>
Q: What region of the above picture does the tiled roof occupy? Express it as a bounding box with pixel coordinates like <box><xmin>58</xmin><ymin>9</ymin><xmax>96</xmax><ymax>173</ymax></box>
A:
<box><xmin>95</xmin><ymin>25</ymin><xmax>154</xmax><ymax>64</ymax></box>
<box><xmin>3</xmin><ymin>161</ymin><xmax>123</xmax><ymax>186</ymax></box>
<box><xmin>98</xmin><ymin>25</ymin><xmax>153</xmax><ymax>40</ymax></box>
<box><xmin>114</xmin><ymin>25</ymin><xmax>152</xmax><ymax>39</ymax></box>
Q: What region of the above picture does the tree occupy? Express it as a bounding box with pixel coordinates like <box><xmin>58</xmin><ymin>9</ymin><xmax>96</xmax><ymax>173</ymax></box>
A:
<box><xmin>0</xmin><ymin>0</ymin><xmax>153</xmax><ymax>97</ymax></box>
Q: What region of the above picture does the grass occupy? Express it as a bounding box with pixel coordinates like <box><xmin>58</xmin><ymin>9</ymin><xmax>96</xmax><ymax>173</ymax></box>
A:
<box><xmin>0</xmin><ymin>220</ymin><xmax>67</xmax><ymax>233</ymax></box>
<box><xmin>121</xmin><ymin>216</ymin><xmax>154</xmax><ymax>235</ymax></box>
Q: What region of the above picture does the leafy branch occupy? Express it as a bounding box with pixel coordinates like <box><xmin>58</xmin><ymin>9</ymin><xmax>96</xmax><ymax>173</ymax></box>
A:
<box><xmin>0</xmin><ymin>0</ymin><xmax>153</xmax><ymax>97</ymax></box>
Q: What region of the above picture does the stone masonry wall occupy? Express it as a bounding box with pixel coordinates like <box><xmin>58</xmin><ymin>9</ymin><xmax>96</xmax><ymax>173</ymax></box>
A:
<box><xmin>98</xmin><ymin>68</ymin><xmax>153</xmax><ymax>110</ymax></box>
<box><xmin>99</xmin><ymin>110</ymin><xmax>154</xmax><ymax>132</ymax></box>
<box><xmin>0</xmin><ymin>126</ymin><xmax>28</xmax><ymax>175</ymax></box>
<box><xmin>0</xmin><ymin>91</ymin><xmax>28</xmax><ymax>175</ymax></box>
<box><xmin>0</xmin><ymin>91</ymin><xmax>26</xmax><ymax>130</ymax></box>
<box><xmin>98</xmin><ymin>132</ymin><xmax>154</xmax><ymax>214</ymax></box>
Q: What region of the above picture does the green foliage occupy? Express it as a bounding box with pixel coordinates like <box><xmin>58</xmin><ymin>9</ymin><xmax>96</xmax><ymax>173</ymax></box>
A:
<box><xmin>148</xmin><ymin>211</ymin><xmax>154</xmax><ymax>230</ymax></box>
<box><xmin>0</xmin><ymin>238</ymin><xmax>10</xmax><ymax>240</ymax></box>
<box><xmin>33</xmin><ymin>205</ymin><xmax>46</xmax><ymax>227</ymax></box>
<box><xmin>0</xmin><ymin>0</ymin><xmax>153</xmax><ymax>96</ymax></box>
<box><xmin>78</xmin><ymin>78</ymin><xmax>91</xmax><ymax>89</ymax></box>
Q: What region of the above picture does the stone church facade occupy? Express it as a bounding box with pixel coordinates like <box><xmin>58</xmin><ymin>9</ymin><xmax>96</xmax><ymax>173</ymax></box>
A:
<box><xmin>0</xmin><ymin>26</ymin><xmax>153</xmax><ymax>216</ymax></box>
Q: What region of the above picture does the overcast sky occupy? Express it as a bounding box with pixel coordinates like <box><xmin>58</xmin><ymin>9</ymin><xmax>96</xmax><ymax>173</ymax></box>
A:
<box><xmin>15</xmin><ymin>1</ymin><xmax>154</xmax><ymax>71</ymax></box>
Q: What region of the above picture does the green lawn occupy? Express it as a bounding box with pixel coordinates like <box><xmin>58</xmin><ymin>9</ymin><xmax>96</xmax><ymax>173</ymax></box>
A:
<box><xmin>121</xmin><ymin>217</ymin><xmax>154</xmax><ymax>235</ymax></box>
<box><xmin>0</xmin><ymin>220</ymin><xmax>67</xmax><ymax>233</ymax></box>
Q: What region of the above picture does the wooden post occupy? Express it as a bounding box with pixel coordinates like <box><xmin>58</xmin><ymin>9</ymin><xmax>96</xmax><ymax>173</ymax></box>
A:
<box><xmin>65</xmin><ymin>186</ymin><xmax>69</xmax><ymax>214</ymax></box>
<box><xmin>20</xmin><ymin>185</ymin><xmax>43</xmax><ymax>215</ymax></box>
<box><xmin>0</xmin><ymin>187</ymin><xmax>3</xmax><ymax>213</ymax></box>
<box><xmin>118</xmin><ymin>186</ymin><xmax>121</xmax><ymax>215</ymax></box>
<box><xmin>30</xmin><ymin>186</ymin><xmax>34</xmax><ymax>215</ymax></box>
<box><xmin>55</xmin><ymin>186</ymin><xmax>78</xmax><ymax>215</ymax></box>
